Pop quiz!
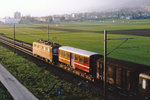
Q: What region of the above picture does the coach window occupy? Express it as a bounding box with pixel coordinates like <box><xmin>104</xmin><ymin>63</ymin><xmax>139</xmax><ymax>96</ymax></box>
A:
<box><xmin>61</xmin><ymin>51</ymin><xmax>63</xmax><ymax>56</ymax></box>
<box><xmin>75</xmin><ymin>55</ymin><xmax>78</xmax><ymax>61</ymax></box>
<box><xmin>59</xmin><ymin>50</ymin><xmax>60</xmax><ymax>55</ymax></box>
<box><xmin>65</xmin><ymin>52</ymin><xmax>67</xmax><ymax>58</ymax></box>
<box><xmin>79</xmin><ymin>56</ymin><xmax>83</xmax><ymax>63</ymax></box>
<box><xmin>62</xmin><ymin>51</ymin><xmax>65</xmax><ymax>57</ymax></box>
<box><xmin>59</xmin><ymin>50</ymin><xmax>61</xmax><ymax>56</ymax></box>
<box><xmin>84</xmin><ymin>57</ymin><xmax>88</xmax><ymax>65</ymax></box>
<box><xmin>67</xmin><ymin>52</ymin><xmax>70</xmax><ymax>58</ymax></box>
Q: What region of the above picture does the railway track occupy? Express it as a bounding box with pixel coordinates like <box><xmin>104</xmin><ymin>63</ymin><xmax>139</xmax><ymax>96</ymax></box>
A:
<box><xmin>0</xmin><ymin>35</ymin><xmax>32</xmax><ymax>51</ymax></box>
<box><xmin>0</xmin><ymin>34</ymin><xmax>141</xmax><ymax>100</ymax></box>
<box><xmin>0</xmin><ymin>36</ymin><xmax>32</xmax><ymax>56</ymax></box>
<box><xmin>0</xmin><ymin>35</ymin><xmax>94</xmax><ymax>81</ymax></box>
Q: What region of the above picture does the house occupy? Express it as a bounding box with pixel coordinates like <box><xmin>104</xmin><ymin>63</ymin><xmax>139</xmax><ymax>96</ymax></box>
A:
<box><xmin>0</xmin><ymin>18</ymin><xmax>20</xmax><ymax>24</ymax></box>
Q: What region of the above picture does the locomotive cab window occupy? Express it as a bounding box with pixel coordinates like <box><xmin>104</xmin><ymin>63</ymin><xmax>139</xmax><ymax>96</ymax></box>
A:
<box><xmin>44</xmin><ymin>47</ymin><xmax>46</xmax><ymax>51</ymax></box>
<box><xmin>46</xmin><ymin>47</ymin><xmax>48</xmax><ymax>51</ymax></box>
<box><xmin>53</xmin><ymin>48</ymin><xmax>58</xmax><ymax>54</ymax></box>
<box><xmin>34</xmin><ymin>44</ymin><xmax>36</xmax><ymax>47</ymax></box>
<box><xmin>37</xmin><ymin>45</ymin><xmax>39</xmax><ymax>48</ymax></box>
<box><xmin>79</xmin><ymin>56</ymin><xmax>83</xmax><ymax>63</ymax></box>
<box><xmin>84</xmin><ymin>57</ymin><xmax>88</xmax><ymax>65</ymax></box>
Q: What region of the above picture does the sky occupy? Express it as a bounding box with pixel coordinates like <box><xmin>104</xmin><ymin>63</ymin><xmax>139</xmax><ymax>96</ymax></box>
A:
<box><xmin>0</xmin><ymin>0</ymin><xmax>149</xmax><ymax>18</ymax></box>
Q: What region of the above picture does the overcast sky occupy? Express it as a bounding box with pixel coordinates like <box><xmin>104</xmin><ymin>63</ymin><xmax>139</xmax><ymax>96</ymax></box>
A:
<box><xmin>0</xmin><ymin>0</ymin><xmax>149</xmax><ymax>18</ymax></box>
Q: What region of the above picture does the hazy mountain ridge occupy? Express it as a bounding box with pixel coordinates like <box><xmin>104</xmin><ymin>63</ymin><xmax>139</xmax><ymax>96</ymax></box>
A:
<box><xmin>91</xmin><ymin>0</ymin><xmax>150</xmax><ymax>12</ymax></box>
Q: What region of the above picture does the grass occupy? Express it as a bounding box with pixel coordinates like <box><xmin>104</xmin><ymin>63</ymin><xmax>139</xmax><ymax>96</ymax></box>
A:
<box><xmin>0</xmin><ymin>19</ymin><xmax>150</xmax><ymax>66</ymax></box>
<box><xmin>0</xmin><ymin>46</ymin><xmax>101</xmax><ymax>100</ymax></box>
<box><xmin>0</xmin><ymin>82</ymin><xmax>13</xmax><ymax>100</ymax></box>
<box><xmin>49</xmin><ymin>19</ymin><xmax>150</xmax><ymax>31</ymax></box>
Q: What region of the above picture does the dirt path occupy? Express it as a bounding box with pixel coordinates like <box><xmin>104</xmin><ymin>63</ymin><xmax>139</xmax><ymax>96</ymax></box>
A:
<box><xmin>49</xmin><ymin>28</ymin><xmax>150</xmax><ymax>37</ymax></box>
<box><xmin>33</xmin><ymin>26</ymin><xmax>150</xmax><ymax>37</ymax></box>
<box><xmin>109</xmin><ymin>29</ymin><xmax>150</xmax><ymax>37</ymax></box>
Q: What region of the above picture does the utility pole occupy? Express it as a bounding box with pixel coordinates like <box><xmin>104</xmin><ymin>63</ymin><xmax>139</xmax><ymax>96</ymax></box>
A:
<box><xmin>48</xmin><ymin>23</ymin><xmax>49</xmax><ymax>41</ymax></box>
<box><xmin>104</xmin><ymin>30</ymin><xmax>107</xmax><ymax>100</ymax></box>
<box><xmin>14</xmin><ymin>24</ymin><xmax>16</xmax><ymax>53</ymax></box>
<box><xmin>103</xmin><ymin>30</ymin><xmax>134</xmax><ymax>100</ymax></box>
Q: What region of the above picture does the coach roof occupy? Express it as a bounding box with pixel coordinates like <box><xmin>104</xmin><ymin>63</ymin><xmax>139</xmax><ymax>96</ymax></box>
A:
<box><xmin>59</xmin><ymin>46</ymin><xmax>99</xmax><ymax>57</ymax></box>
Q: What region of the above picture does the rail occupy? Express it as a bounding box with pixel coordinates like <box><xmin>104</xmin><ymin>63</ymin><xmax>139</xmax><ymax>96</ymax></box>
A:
<box><xmin>0</xmin><ymin>35</ymin><xmax>32</xmax><ymax>55</ymax></box>
<box><xmin>0</xmin><ymin>35</ymin><xmax>94</xmax><ymax>81</ymax></box>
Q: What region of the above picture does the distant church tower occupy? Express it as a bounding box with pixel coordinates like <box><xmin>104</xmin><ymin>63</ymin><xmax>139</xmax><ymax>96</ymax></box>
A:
<box><xmin>14</xmin><ymin>11</ymin><xmax>21</xmax><ymax>19</ymax></box>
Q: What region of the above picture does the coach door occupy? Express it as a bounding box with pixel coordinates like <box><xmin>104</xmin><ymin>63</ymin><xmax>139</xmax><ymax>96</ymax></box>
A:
<box><xmin>70</xmin><ymin>53</ymin><xmax>74</xmax><ymax>68</ymax></box>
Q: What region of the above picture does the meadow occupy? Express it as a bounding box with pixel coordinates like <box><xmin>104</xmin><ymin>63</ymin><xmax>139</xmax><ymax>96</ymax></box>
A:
<box><xmin>0</xmin><ymin>82</ymin><xmax>13</xmax><ymax>100</ymax></box>
<box><xmin>0</xmin><ymin>19</ymin><xmax>150</xmax><ymax>66</ymax></box>
<box><xmin>0</xmin><ymin>46</ymin><xmax>101</xmax><ymax>100</ymax></box>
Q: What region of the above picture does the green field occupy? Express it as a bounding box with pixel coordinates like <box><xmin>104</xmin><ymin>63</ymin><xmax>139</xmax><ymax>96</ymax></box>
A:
<box><xmin>0</xmin><ymin>19</ymin><xmax>150</xmax><ymax>66</ymax></box>
<box><xmin>0</xmin><ymin>82</ymin><xmax>13</xmax><ymax>100</ymax></box>
<box><xmin>0</xmin><ymin>46</ymin><xmax>101</xmax><ymax>100</ymax></box>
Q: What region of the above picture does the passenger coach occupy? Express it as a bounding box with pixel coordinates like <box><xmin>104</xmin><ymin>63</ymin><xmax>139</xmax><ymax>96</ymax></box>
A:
<box><xmin>58</xmin><ymin>46</ymin><xmax>102</xmax><ymax>77</ymax></box>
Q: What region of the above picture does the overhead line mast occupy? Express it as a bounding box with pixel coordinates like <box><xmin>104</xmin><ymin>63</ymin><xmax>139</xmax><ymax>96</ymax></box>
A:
<box><xmin>103</xmin><ymin>30</ymin><xmax>134</xmax><ymax>100</ymax></box>
<box><xmin>14</xmin><ymin>24</ymin><xmax>16</xmax><ymax>53</ymax></box>
<box><xmin>48</xmin><ymin>23</ymin><xmax>50</xmax><ymax>41</ymax></box>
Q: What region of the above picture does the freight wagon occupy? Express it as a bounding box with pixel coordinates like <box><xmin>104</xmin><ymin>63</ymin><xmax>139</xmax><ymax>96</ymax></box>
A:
<box><xmin>32</xmin><ymin>40</ymin><xmax>150</xmax><ymax>96</ymax></box>
<box><xmin>97</xmin><ymin>58</ymin><xmax>150</xmax><ymax>93</ymax></box>
<box><xmin>139</xmin><ymin>71</ymin><xmax>150</xmax><ymax>99</ymax></box>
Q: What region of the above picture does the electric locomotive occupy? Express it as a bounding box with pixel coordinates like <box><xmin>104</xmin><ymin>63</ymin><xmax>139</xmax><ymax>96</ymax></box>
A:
<box><xmin>32</xmin><ymin>40</ymin><xmax>150</xmax><ymax>95</ymax></box>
